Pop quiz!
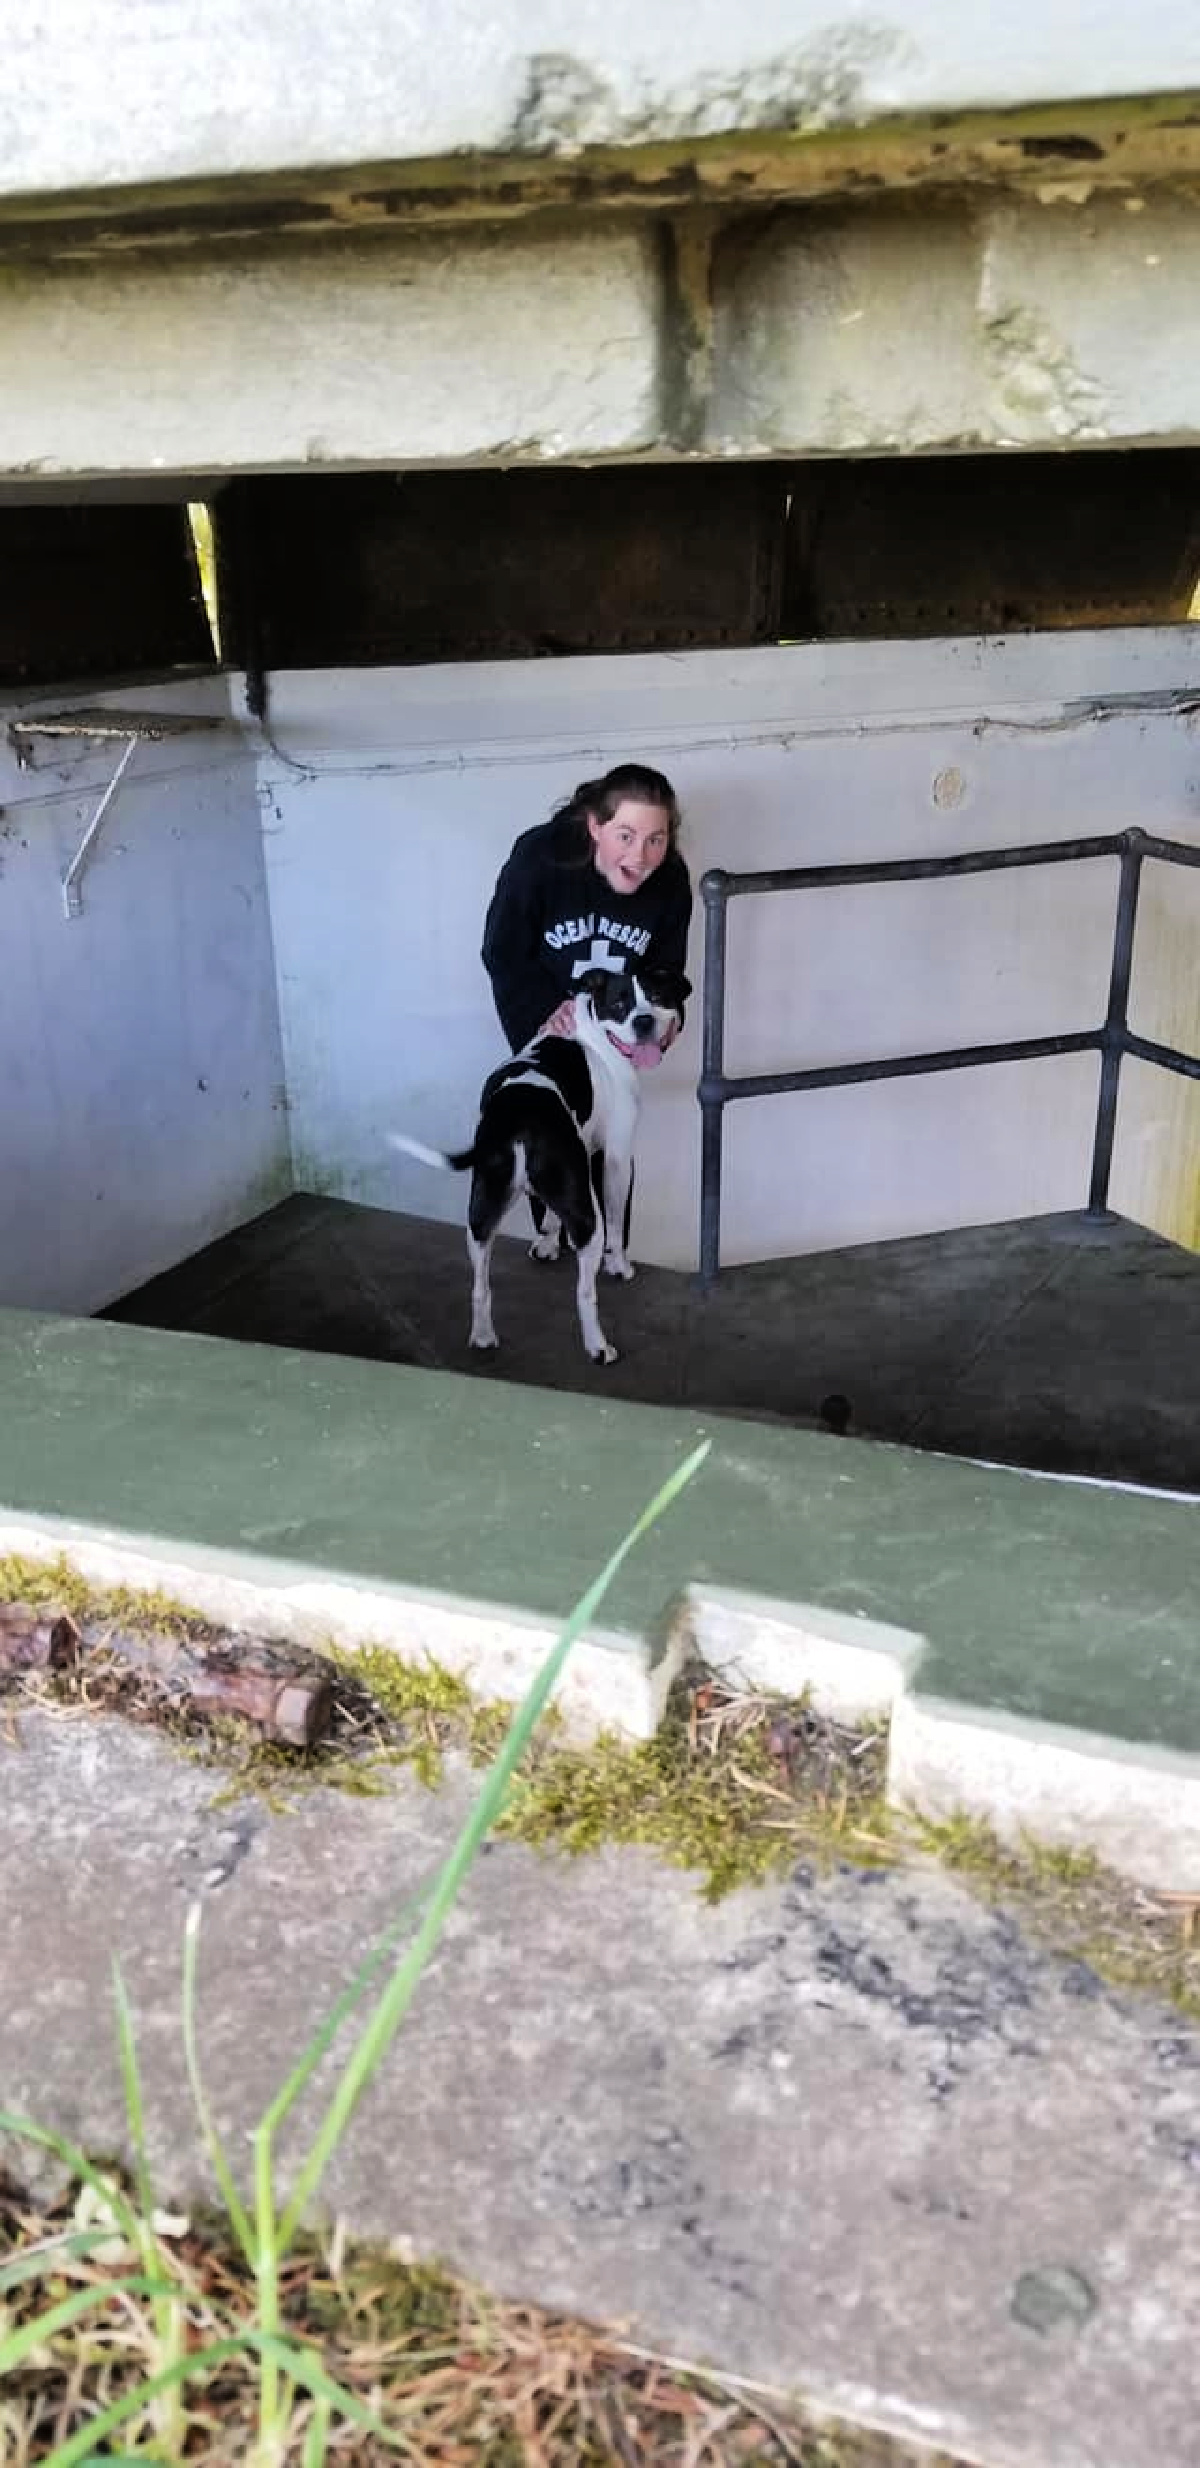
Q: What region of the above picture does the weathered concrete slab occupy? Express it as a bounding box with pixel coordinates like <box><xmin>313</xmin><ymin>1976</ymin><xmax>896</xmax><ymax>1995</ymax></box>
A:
<box><xmin>1</xmin><ymin>1303</ymin><xmax>1198</xmax><ymax>1885</ymax></box>
<box><xmin>9</xmin><ymin>189</ymin><xmax>1200</xmax><ymax>473</ymax></box>
<box><xmin>709</xmin><ymin>192</ymin><xmax>1200</xmax><ymax>453</ymax></box>
<box><xmin>2</xmin><ymin>1716</ymin><xmax>1198</xmax><ymax>2468</ymax></box>
<box><xmin>0</xmin><ymin>219</ymin><xmax>663</xmax><ymax>479</ymax></box>
<box><xmin>3</xmin><ymin>1</ymin><xmax>1198</xmax><ymax>210</ymax></box>
<box><xmin>2</xmin><ymin>11</ymin><xmax>1200</xmax><ymax>476</ymax></box>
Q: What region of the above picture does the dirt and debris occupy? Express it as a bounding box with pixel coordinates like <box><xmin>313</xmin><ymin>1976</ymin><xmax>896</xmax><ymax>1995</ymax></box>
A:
<box><xmin>0</xmin><ymin>1602</ymin><xmax>83</xmax><ymax>1675</ymax></box>
<box><xmin>3</xmin><ymin>1552</ymin><xmax>1200</xmax><ymax>2017</ymax></box>
<box><xmin>0</xmin><ymin>2172</ymin><xmax>963</xmax><ymax>2468</ymax></box>
<box><xmin>0</xmin><ymin>1593</ymin><xmax>334</xmax><ymax>1748</ymax></box>
<box><xmin>0</xmin><ymin>1567</ymin><xmax>885</xmax><ymax>1890</ymax></box>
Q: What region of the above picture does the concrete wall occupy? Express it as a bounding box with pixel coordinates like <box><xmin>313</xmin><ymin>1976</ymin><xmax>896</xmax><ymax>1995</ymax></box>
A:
<box><xmin>2</xmin><ymin>6</ymin><xmax>1199</xmax><ymax>493</ymax></box>
<box><xmin>3</xmin><ymin>634</ymin><xmax>1192</xmax><ymax>1316</ymax></box>
<box><xmin>4</xmin><ymin>1</ymin><xmax>1197</xmax><ymax>205</ymax></box>
<box><xmin>7</xmin><ymin>193</ymin><xmax>1200</xmax><ymax>480</ymax></box>
<box><xmin>0</xmin><ymin>222</ymin><xmax>663</xmax><ymax>480</ymax></box>
<box><xmin>709</xmin><ymin>193</ymin><xmax>1200</xmax><ymax>455</ymax></box>
<box><xmin>0</xmin><ymin>677</ymin><xmax>289</xmax><ymax>1313</ymax></box>
<box><xmin>259</xmin><ymin>631</ymin><xmax>1200</xmax><ymax>1272</ymax></box>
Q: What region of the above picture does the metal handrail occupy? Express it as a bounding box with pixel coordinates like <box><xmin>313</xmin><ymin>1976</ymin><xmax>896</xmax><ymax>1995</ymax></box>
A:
<box><xmin>697</xmin><ymin>826</ymin><xmax>1200</xmax><ymax>1287</ymax></box>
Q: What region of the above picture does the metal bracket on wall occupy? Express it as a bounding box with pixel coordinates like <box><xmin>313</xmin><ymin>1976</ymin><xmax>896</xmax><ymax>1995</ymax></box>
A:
<box><xmin>5</xmin><ymin>706</ymin><xmax>223</xmax><ymax>919</ymax></box>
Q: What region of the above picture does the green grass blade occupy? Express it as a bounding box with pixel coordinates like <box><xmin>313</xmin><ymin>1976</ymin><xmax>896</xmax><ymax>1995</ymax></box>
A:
<box><xmin>243</xmin><ymin>2333</ymin><xmax>412</xmax><ymax>2448</ymax></box>
<box><xmin>37</xmin><ymin>2336</ymin><xmax>250</xmax><ymax>2468</ymax></box>
<box><xmin>280</xmin><ymin>1439</ymin><xmax>708</xmax><ymax>2246</ymax></box>
<box><xmin>302</xmin><ymin>2391</ymin><xmax>332</xmax><ymax>2468</ymax></box>
<box><xmin>0</xmin><ymin>2231</ymin><xmax>112</xmax><ymax>2292</ymax></box>
<box><xmin>110</xmin><ymin>1961</ymin><xmax>154</xmax><ymax>2226</ymax></box>
<box><xmin>0</xmin><ymin>2277</ymin><xmax>176</xmax><ymax>2379</ymax></box>
<box><xmin>0</xmin><ymin>2113</ymin><xmax>144</xmax><ymax>2251</ymax></box>
<box><xmin>36</xmin><ymin>2332</ymin><xmax>409</xmax><ymax>2468</ymax></box>
<box><xmin>181</xmin><ymin>1900</ymin><xmax>255</xmax><ymax>2261</ymax></box>
<box><xmin>258</xmin><ymin>1885</ymin><xmax>432</xmax><ymax>2138</ymax></box>
<box><xmin>55</xmin><ymin>2456</ymin><xmax>144</xmax><ymax>2466</ymax></box>
<box><xmin>111</xmin><ymin>1957</ymin><xmax>188</xmax><ymax>2450</ymax></box>
<box><xmin>252</xmin><ymin>2120</ymin><xmax>284</xmax><ymax>2453</ymax></box>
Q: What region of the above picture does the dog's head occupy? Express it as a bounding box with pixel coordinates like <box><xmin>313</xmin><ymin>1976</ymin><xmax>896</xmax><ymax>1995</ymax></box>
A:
<box><xmin>574</xmin><ymin>964</ymin><xmax>691</xmax><ymax>1071</ymax></box>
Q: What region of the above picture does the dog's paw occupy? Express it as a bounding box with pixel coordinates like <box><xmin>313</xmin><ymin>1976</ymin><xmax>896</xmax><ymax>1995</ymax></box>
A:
<box><xmin>469</xmin><ymin>1327</ymin><xmax>499</xmax><ymax>1351</ymax></box>
<box><xmin>603</xmin><ymin>1252</ymin><xmax>636</xmax><ymax>1281</ymax></box>
<box><xmin>588</xmin><ymin>1339</ymin><xmax>619</xmax><ymax>1365</ymax></box>
<box><xmin>528</xmin><ymin>1234</ymin><xmax>561</xmax><ymax>1263</ymax></box>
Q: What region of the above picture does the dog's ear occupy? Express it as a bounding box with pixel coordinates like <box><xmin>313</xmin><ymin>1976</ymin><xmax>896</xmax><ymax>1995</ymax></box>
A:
<box><xmin>575</xmin><ymin>968</ymin><xmax>611</xmax><ymax>1003</ymax></box>
<box><xmin>644</xmin><ymin>967</ymin><xmax>692</xmax><ymax>1012</ymax></box>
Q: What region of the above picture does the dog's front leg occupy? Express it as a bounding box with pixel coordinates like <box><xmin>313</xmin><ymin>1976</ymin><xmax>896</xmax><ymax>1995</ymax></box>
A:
<box><xmin>575</xmin><ymin>1214</ymin><xmax>618</xmax><ymax>1364</ymax></box>
<box><xmin>466</xmin><ymin>1229</ymin><xmax>499</xmax><ymax>1349</ymax></box>
<box><xmin>602</xmin><ymin>1147</ymin><xmax>636</xmax><ymax>1281</ymax></box>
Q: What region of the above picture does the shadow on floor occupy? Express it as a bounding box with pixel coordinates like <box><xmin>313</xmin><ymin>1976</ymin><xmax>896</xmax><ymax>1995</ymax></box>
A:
<box><xmin>102</xmin><ymin>1197</ymin><xmax>1200</xmax><ymax>1495</ymax></box>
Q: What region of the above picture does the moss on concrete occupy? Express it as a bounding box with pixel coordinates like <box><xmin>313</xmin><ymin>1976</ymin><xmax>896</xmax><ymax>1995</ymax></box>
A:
<box><xmin>4</xmin><ymin>1552</ymin><xmax>1198</xmax><ymax>2013</ymax></box>
<box><xmin>312</xmin><ymin>1643</ymin><xmax>1200</xmax><ymax>2014</ymax></box>
<box><xmin>0</xmin><ymin>1549</ymin><xmax>209</xmax><ymax>1637</ymax></box>
<box><xmin>498</xmin><ymin>1685</ymin><xmax>890</xmax><ymax>1901</ymax></box>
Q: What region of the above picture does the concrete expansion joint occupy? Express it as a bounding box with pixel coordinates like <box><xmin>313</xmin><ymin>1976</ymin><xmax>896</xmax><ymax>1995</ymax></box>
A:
<box><xmin>654</xmin><ymin>208</ymin><xmax>720</xmax><ymax>450</ymax></box>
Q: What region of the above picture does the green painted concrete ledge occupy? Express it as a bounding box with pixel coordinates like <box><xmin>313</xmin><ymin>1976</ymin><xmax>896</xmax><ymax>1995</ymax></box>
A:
<box><xmin>1</xmin><ymin>1308</ymin><xmax>1198</xmax><ymax>1884</ymax></box>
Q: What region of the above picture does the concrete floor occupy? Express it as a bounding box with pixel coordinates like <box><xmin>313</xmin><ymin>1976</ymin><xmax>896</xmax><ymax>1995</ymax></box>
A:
<box><xmin>104</xmin><ymin>1197</ymin><xmax>1200</xmax><ymax>1495</ymax></box>
<box><xmin>4</xmin><ymin>1713</ymin><xmax>1199</xmax><ymax>2468</ymax></box>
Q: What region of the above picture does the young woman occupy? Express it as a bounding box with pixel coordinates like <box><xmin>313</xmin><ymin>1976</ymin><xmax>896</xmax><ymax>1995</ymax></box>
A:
<box><xmin>481</xmin><ymin>763</ymin><xmax>692</xmax><ymax>1052</ymax></box>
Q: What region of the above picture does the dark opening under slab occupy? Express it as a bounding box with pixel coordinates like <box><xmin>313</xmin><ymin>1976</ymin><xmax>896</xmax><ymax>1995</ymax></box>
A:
<box><xmin>101</xmin><ymin>1199</ymin><xmax>1200</xmax><ymax>1496</ymax></box>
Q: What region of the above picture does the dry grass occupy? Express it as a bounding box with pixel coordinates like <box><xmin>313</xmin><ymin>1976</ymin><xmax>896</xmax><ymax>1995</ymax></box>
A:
<box><xmin>0</xmin><ymin>2178</ymin><xmax>956</xmax><ymax>2467</ymax></box>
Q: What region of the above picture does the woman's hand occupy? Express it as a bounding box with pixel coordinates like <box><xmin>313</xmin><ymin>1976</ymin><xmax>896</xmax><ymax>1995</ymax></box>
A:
<box><xmin>537</xmin><ymin>998</ymin><xmax>577</xmax><ymax>1039</ymax></box>
<box><xmin>536</xmin><ymin>1000</ymin><xmax>682</xmax><ymax>1049</ymax></box>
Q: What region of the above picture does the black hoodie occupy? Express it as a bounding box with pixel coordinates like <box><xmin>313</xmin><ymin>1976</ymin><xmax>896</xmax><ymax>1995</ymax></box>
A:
<box><xmin>481</xmin><ymin>818</ymin><xmax>693</xmax><ymax>1051</ymax></box>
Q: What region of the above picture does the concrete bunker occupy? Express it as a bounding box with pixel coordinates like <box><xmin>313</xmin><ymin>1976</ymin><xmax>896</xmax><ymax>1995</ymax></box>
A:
<box><xmin>2</xmin><ymin>454</ymin><xmax>1199</xmax><ymax>1494</ymax></box>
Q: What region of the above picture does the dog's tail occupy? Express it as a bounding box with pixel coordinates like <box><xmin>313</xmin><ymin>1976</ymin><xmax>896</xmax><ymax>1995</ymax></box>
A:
<box><xmin>388</xmin><ymin>1132</ymin><xmax>475</xmax><ymax>1174</ymax></box>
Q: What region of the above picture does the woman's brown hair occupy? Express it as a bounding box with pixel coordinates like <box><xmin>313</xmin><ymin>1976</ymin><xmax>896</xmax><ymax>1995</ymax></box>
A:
<box><xmin>548</xmin><ymin>764</ymin><xmax>681</xmax><ymax>865</ymax></box>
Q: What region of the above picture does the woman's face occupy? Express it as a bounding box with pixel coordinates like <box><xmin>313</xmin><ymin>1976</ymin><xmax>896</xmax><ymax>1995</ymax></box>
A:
<box><xmin>588</xmin><ymin>798</ymin><xmax>672</xmax><ymax>897</ymax></box>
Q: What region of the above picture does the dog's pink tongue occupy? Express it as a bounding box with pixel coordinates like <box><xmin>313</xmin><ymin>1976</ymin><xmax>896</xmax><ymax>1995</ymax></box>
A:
<box><xmin>631</xmin><ymin>1043</ymin><xmax>663</xmax><ymax>1071</ymax></box>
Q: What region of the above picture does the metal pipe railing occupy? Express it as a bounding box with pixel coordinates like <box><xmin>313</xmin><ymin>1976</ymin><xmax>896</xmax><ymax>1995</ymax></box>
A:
<box><xmin>697</xmin><ymin>825</ymin><xmax>1200</xmax><ymax>1288</ymax></box>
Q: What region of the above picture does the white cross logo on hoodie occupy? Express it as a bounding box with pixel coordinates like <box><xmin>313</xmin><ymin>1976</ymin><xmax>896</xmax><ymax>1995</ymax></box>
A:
<box><xmin>572</xmin><ymin>936</ymin><xmax>625</xmax><ymax>980</ymax></box>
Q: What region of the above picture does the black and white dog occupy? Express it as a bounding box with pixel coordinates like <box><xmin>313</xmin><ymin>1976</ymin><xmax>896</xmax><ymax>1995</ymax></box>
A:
<box><xmin>391</xmin><ymin>963</ymin><xmax>688</xmax><ymax>1365</ymax></box>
